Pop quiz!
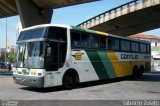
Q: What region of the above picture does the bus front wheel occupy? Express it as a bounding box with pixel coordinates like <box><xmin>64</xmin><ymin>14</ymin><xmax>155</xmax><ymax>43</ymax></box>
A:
<box><xmin>63</xmin><ymin>70</ymin><xmax>79</xmax><ymax>90</ymax></box>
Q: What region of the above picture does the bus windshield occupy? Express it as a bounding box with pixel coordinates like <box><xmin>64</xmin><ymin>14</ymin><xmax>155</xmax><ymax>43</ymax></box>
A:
<box><xmin>16</xmin><ymin>42</ymin><xmax>45</xmax><ymax>69</ymax></box>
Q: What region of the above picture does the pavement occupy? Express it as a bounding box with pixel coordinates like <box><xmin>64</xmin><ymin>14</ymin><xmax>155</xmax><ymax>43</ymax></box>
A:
<box><xmin>0</xmin><ymin>71</ymin><xmax>160</xmax><ymax>106</ymax></box>
<box><xmin>0</xmin><ymin>71</ymin><xmax>160</xmax><ymax>100</ymax></box>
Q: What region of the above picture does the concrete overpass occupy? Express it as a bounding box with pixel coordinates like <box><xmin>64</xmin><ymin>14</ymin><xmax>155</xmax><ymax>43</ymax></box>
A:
<box><xmin>77</xmin><ymin>0</ymin><xmax>160</xmax><ymax>36</ymax></box>
<box><xmin>0</xmin><ymin>0</ymin><xmax>98</xmax><ymax>28</ymax></box>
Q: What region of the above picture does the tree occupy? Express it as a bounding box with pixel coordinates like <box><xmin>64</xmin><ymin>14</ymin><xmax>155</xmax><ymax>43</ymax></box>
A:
<box><xmin>0</xmin><ymin>54</ymin><xmax>5</xmax><ymax>61</ymax></box>
<box><xmin>8</xmin><ymin>52</ymin><xmax>16</xmax><ymax>63</ymax></box>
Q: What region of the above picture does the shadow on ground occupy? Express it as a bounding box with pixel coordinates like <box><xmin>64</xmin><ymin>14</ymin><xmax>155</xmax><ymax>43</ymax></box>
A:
<box><xmin>20</xmin><ymin>71</ymin><xmax>160</xmax><ymax>93</ymax></box>
<box><xmin>20</xmin><ymin>77</ymin><xmax>129</xmax><ymax>93</ymax></box>
<box><xmin>135</xmin><ymin>71</ymin><xmax>160</xmax><ymax>82</ymax></box>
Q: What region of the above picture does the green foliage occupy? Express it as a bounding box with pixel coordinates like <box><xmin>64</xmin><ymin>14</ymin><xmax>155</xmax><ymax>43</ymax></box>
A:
<box><xmin>151</xmin><ymin>47</ymin><xmax>160</xmax><ymax>51</ymax></box>
<box><xmin>0</xmin><ymin>52</ymin><xmax>16</xmax><ymax>63</ymax></box>
<box><xmin>8</xmin><ymin>52</ymin><xmax>16</xmax><ymax>63</ymax></box>
<box><xmin>0</xmin><ymin>54</ymin><xmax>5</xmax><ymax>61</ymax></box>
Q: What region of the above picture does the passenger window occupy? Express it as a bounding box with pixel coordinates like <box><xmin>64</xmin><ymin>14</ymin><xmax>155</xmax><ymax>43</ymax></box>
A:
<box><xmin>71</xmin><ymin>32</ymin><xmax>81</xmax><ymax>48</ymax></box>
<box><xmin>131</xmin><ymin>42</ymin><xmax>139</xmax><ymax>52</ymax></box>
<box><xmin>90</xmin><ymin>35</ymin><xmax>99</xmax><ymax>48</ymax></box>
<box><xmin>121</xmin><ymin>40</ymin><xmax>130</xmax><ymax>51</ymax></box>
<box><xmin>108</xmin><ymin>37</ymin><xmax>119</xmax><ymax>50</ymax></box>
<box><xmin>100</xmin><ymin>36</ymin><xmax>106</xmax><ymax>49</ymax></box>
<box><xmin>140</xmin><ymin>44</ymin><xmax>147</xmax><ymax>53</ymax></box>
<box><xmin>81</xmin><ymin>33</ymin><xmax>90</xmax><ymax>48</ymax></box>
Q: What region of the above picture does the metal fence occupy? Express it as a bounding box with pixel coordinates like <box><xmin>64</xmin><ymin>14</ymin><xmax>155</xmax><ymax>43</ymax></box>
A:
<box><xmin>77</xmin><ymin>0</ymin><xmax>160</xmax><ymax>29</ymax></box>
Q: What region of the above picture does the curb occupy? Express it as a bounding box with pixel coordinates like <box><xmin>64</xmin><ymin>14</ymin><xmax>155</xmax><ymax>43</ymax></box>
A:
<box><xmin>0</xmin><ymin>71</ymin><xmax>13</xmax><ymax>76</ymax></box>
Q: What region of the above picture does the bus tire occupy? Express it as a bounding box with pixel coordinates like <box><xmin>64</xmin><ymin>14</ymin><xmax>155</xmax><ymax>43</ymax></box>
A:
<box><xmin>62</xmin><ymin>69</ymin><xmax>79</xmax><ymax>90</ymax></box>
<box><xmin>132</xmin><ymin>66</ymin><xmax>139</xmax><ymax>79</ymax></box>
<box><xmin>138</xmin><ymin>65</ymin><xmax>144</xmax><ymax>78</ymax></box>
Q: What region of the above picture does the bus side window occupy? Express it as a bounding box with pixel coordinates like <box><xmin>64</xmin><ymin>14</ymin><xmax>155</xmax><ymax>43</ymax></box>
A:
<box><xmin>81</xmin><ymin>33</ymin><xmax>90</xmax><ymax>48</ymax></box>
<box><xmin>108</xmin><ymin>37</ymin><xmax>119</xmax><ymax>51</ymax></box>
<box><xmin>90</xmin><ymin>35</ymin><xmax>99</xmax><ymax>49</ymax></box>
<box><xmin>100</xmin><ymin>36</ymin><xmax>106</xmax><ymax>49</ymax></box>
<box><xmin>120</xmin><ymin>40</ymin><xmax>130</xmax><ymax>51</ymax></box>
<box><xmin>71</xmin><ymin>32</ymin><xmax>81</xmax><ymax>48</ymax></box>
<box><xmin>140</xmin><ymin>43</ymin><xmax>147</xmax><ymax>53</ymax></box>
<box><xmin>131</xmin><ymin>42</ymin><xmax>139</xmax><ymax>52</ymax></box>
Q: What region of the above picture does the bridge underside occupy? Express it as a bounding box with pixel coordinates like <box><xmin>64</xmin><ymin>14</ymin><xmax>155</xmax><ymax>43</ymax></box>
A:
<box><xmin>0</xmin><ymin>0</ymin><xmax>97</xmax><ymax>28</ymax></box>
<box><xmin>0</xmin><ymin>0</ymin><xmax>17</xmax><ymax>18</ymax></box>
<box><xmin>89</xmin><ymin>4</ymin><xmax>160</xmax><ymax>36</ymax></box>
<box><xmin>32</xmin><ymin>0</ymin><xmax>98</xmax><ymax>8</ymax></box>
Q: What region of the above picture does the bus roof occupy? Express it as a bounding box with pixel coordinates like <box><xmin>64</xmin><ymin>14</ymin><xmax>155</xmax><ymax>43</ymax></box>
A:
<box><xmin>71</xmin><ymin>26</ymin><xmax>107</xmax><ymax>36</ymax></box>
<box><xmin>107</xmin><ymin>34</ymin><xmax>150</xmax><ymax>44</ymax></box>
<box><xmin>21</xmin><ymin>24</ymin><xmax>72</xmax><ymax>32</ymax></box>
<box><xmin>21</xmin><ymin>24</ymin><xmax>150</xmax><ymax>44</ymax></box>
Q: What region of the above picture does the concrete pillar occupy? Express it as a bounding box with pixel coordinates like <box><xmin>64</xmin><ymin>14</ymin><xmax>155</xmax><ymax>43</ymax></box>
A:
<box><xmin>15</xmin><ymin>0</ymin><xmax>53</xmax><ymax>28</ymax></box>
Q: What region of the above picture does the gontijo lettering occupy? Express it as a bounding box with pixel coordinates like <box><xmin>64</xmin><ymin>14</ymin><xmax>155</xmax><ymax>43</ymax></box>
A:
<box><xmin>121</xmin><ymin>54</ymin><xmax>138</xmax><ymax>59</ymax></box>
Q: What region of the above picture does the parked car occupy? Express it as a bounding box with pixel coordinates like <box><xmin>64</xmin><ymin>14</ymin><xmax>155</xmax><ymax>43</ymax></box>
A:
<box><xmin>0</xmin><ymin>61</ymin><xmax>12</xmax><ymax>71</ymax></box>
<box><xmin>4</xmin><ymin>62</ymin><xmax>12</xmax><ymax>71</ymax></box>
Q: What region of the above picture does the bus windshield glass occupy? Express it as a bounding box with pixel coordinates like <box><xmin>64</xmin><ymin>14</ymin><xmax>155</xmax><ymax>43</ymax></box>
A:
<box><xmin>17</xmin><ymin>28</ymin><xmax>46</xmax><ymax>41</ymax></box>
<box><xmin>16</xmin><ymin>44</ymin><xmax>25</xmax><ymax>68</ymax></box>
<box><xmin>16</xmin><ymin>42</ymin><xmax>45</xmax><ymax>69</ymax></box>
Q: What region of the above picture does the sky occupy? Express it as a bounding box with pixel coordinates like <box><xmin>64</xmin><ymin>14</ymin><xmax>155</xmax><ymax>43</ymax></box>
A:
<box><xmin>0</xmin><ymin>0</ymin><xmax>159</xmax><ymax>48</ymax></box>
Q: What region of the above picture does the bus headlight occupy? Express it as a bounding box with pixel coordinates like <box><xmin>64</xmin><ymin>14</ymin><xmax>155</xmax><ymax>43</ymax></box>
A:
<box><xmin>30</xmin><ymin>70</ymin><xmax>36</xmax><ymax>75</ymax></box>
<box><xmin>38</xmin><ymin>73</ymin><xmax>42</xmax><ymax>76</ymax></box>
<box><xmin>13</xmin><ymin>68</ymin><xmax>18</xmax><ymax>74</ymax></box>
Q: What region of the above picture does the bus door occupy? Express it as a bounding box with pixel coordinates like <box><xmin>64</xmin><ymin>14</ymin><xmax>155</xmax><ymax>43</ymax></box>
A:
<box><xmin>45</xmin><ymin>41</ymin><xmax>59</xmax><ymax>87</ymax></box>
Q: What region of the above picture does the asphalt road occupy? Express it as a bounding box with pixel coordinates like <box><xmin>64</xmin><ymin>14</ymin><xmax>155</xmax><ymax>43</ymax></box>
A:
<box><xmin>0</xmin><ymin>72</ymin><xmax>160</xmax><ymax>106</ymax></box>
<box><xmin>0</xmin><ymin>72</ymin><xmax>160</xmax><ymax>101</ymax></box>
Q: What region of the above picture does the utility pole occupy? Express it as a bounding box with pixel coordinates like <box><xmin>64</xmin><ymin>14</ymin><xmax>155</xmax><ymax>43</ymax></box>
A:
<box><xmin>5</xmin><ymin>18</ymin><xmax>7</xmax><ymax>62</ymax></box>
<box><xmin>0</xmin><ymin>45</ymin><xmax>1</xmax><ymax>57</ymax></box>
<box><xmin>0</xmin><ymin>35</ymin><xmax>2</xmax><ymax>57</ymax></box>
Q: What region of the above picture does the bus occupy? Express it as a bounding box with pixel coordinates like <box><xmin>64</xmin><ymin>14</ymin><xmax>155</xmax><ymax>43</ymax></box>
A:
<box><xmin>13</xmin><ymin>24</ymin><xmax>151</xmax><ymax>89</ymax></box>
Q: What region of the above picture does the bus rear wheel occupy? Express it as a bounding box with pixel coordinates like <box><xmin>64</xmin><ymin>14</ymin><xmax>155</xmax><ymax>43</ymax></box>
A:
<box><xmin>138</xmin><ymin>65</ymin><xmax>144</xmax><ymax>78</ymax></box>
<box><xmin>132</xmin><ymin>66</ymin><xmax>139</xmax><ymax>79</ymax></box>
<box><xmin>63</xmin><ymin>71</ymin><xmax>78</xmax><ymax>90</ymax></box>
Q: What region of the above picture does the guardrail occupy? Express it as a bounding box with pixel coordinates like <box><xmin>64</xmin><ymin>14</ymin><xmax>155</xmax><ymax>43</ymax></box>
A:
<box><xmin>77</xmin><ymin>0</ymin><xmax>160</xmax><ymax>28</ymax></box>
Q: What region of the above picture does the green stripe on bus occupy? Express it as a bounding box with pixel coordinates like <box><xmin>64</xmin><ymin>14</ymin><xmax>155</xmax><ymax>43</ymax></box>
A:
<box><xmin>71</xmin><ymin>26</ymin><xmax>97</xmax><ymax>34</ymax></box>
<box><xmin>98</xmin><ymin>52</ymin><xmax>116</xmax><ymax>78</ymax></box>
<box><xmin>86</xmin><ymin>51</ymin><xmax>109</xmax><ymax>79</ymax></box>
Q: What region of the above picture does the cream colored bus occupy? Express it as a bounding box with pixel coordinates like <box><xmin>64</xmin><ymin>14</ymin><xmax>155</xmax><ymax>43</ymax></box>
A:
<box><xmin>13</xmin><ymin>24</ymin><xmax>151</xmax><ymax>89</ymax></box>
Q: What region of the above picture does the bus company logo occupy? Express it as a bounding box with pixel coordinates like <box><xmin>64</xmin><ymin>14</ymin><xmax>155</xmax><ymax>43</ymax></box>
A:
<box><xmin>72</xmin><ymin>52</ymin><xmax>84</xmax><ymax>60</ymax></box>
<box><xmin>121</xmin><ymin>54</ymin><xmax>138</xmax><ymax>60</ymax></box>
<box><xmin>22</xmin><ymin>69</ymin><xmax>27</xmax><ymax>73</ymax></box>
<box><xmin>22</xmin><ymin>69</ymin><xmax>30</xmax><ymax>75</ymax></box>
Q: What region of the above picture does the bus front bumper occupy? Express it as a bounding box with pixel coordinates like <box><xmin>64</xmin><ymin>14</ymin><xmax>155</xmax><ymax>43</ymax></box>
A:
<box><xmin>13</xmin><ymin>74</ymin><xmax>44</xmax><ymax>88</ymax></box>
